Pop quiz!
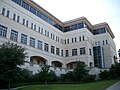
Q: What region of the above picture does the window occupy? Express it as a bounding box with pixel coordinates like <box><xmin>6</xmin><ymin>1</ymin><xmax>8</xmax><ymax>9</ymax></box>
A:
<box><xmin>72</xmin><ymin>49</ymin><xmax>77</xmax><ymax>56</ymax></box>
<box><xmin>22</xmin><ymin>19</ymin><xmax>25</xmax><ymax>25</ymax></box>
<box><xmin>89</xmin><ymin>48</ymin><xmax>92</xmax><ymax>56</ymax></box>
<box><xmin>56</xmin><ymin>36</ymin><xmax>57</xmax><ymax>41</ymax></box>
<box><xmin>31</xmin><ymin>23</ymin><xmax>33</xmax><ymax>29</ymax></box>
<box><xmin>103</xmin><ymin>40</ymin><xmax>104</xmax><ymax>45</ymax></box>
<box><xmin>67</xmin><ymin>39</ymin><xmax>69</xmax><ymax>44</ymax></box>
<box><xmin>80</xmin><ymin>47</ymin><xmax>86</xmax><ymax>55</ymax></box>
<box><xmin>30</xmin><ymin>6</ymin><xmax>36</xmax><ymax>15</ymax></box>
<box><xmin>53</xmin><ymin>35</ymin><xmax>54</xmax><ymax>40</ymax></box>
<box><xmin>34</xmin><ymin>24</ymin><xmax>36</xmax><ymax>30</ymax></box>
<box><xmin>41</xmin><ymin>28</ymin><xmax>43</xmax><ymax>34</ymax></box>
<box><xmin>65</xmin><ymin>39</ymin><xmax>66</xmax><ymax>44</ymax></box>
<box><xmin>51</xmin><ymin>45</ymin><xmax>55</xmax><ymax>54</ymax></box>
<box><xmin>83</xmin><ymin>36</ymin><xmax>85</xmax><ymax>41</ymax></box>
<box><xmin>44</xmin><ymin>43</ymin><xmax>49</xmax><ymax>52</ymax></box>
<box><xmin>10</xmin><ymin>29</ymin><xmax>18</xmax><ymax>42</ymax></box>
<box><xmin>79</xmin><ymin>36</ymin><xmax>81</xmax><ymax>41</ymax></box>
<box><xmin>72</xmin><ymin>38</ymin><xmax>73</xmax><ymax>43</ymax></box>
<box><xmin>22</xmin><ymin>1</ymin><xmax>29</xmax><ymax>10</ymax></box>
<box><xmin>47</xmin><ymin>31</ymin><xmax>49</xmax><ymax>37</ymax></box>
<box><xmin>21</xmin><ymin>33</ymin><xmax>27</xmax><ymax>45</ymax></box>
<box><xmin>106</xmin><ymin>40</ymin><xmax>108</xmax><ymax>44</ymax></box>
<box><xmin>0</xmin><ymin>24</ymin><xmax>7</xmax><ymax>38</ymax></box>
<box><xmin>66</xmin><ymin>50</ymin><xmax>69</xmax><ymax>57</ymax></box>
<box><xmin>45</xmin><ymin>30</ymin><xmax>47</xmax><ymax>36</ymax></box>
<box><xmin>29</xmin><ymin>37</ymin><xmax>35</xmax><ymax>47</ymax></box>
<box><xmin>26</xmin><ymin>20</ymin><xmax>28</xmax><ymax>27</ymax></box>
<box><xmin>51</xmin><ymin>33</ymin><xmax>52</xmax><ymax>38</ymax></box>
<box><xmin>17</xmin><ymin>16</ymin><xmax>20</xmax><ymax>22</ymax></box>
<box><xmin>75</xmin><ymin>37</ymin><xmax>77</xmax><ymax>42</ymax></box>
<box><xmin>13</xmin><ymin>13</ymin><xmax>16</xmax><ymax>21</ymax></box>
<box><xmin>37</xmin><ymin>40</ymin><xmax>42</xmax><ymax>50</ymax></box>
<box><xmin>98</xmin><ymin>41</ymin><xmax>100</xmax><ymax>45</ymax></box>
<box><xmin>61</xmin><ymin>50</ymin><xmax>63</xmax><ymax>57</ymax></box>
<box><xmin>2</xmin><ymin>8</ymin><xmax>5</xmax><ymax>15</ymax></box>
<box><xmin>38</xmin><ymin>27</ymin><xmax>40</xmax><ymax>33</ymax></box>
<box><xmin>6</xmin><ymin>10</ymin><xmax>10</xmax><ymax>17</ymax></box>
<box><xmin>56</xmin><ymin>48</ymin><xmax>59</xmax><ymax>55</ymax></box>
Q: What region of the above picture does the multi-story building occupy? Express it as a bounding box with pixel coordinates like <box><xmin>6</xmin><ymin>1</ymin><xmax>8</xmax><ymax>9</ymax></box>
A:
<box><xmin>0</xmin><ymin>0</ymin><xmax>117</xmax><ymax>75</ymax></box>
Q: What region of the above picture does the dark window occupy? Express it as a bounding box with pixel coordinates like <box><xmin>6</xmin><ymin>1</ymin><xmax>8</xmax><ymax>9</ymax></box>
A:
<box><xmin>44</xmin><ymin>43</ymin><xmax>49</xmax><ymax>52</ymax></box>
<box><xmin>2</xmin><ymin>8</ymin><xmax>5</xmax><ymax>15</ymax></box>
<box><xmin>66</xmin><ymin>50</ymin><xmax>69</xmax><ymax>57</ymax></box>
<box><xmin>41</xmin><ymin>28</ymin><xmax>43</xmax><ymax>34</ymax></box>
<box><xmin>6</xmin><ymin>10</ymin><xmax>10</xmax><ymax>17</ymax></box>
<box><xmin>0</xmin><ymin>24</ymin><xmax>7</xmax><ymax>38</ymax></box>
<box><xmin>61</xmin><ymin>50</ymin><xmax>63</xmax><ymax>57</ymax></box>
<box><xmin>29</xmin><ymin>37</ymin><xmax>35</xmax><ymax>47</ymax></box>
<box><xmin>56</xmin><ymin>48</ymin><xmax>60</xmax><ymax>55</ymax></box>
<box><xmin>65</xmin><ymin>39</ymin><xmax>66</xmax><ymax>44</ymax></box>
<box><xmin>80</xmin><ymin>47</ymin><xmax>86</xmax><ymax>55</ymax></box>
<box><xmin>30</xmin><ymin>6</ymin><xmax>36</xmax><ymax>15</ymax></box>
<box><xmin>21</xmin><ymin>33</ymin><xmax>27</xmax><ymax>45</ymax></box>
<box><xmin>31</xmin><ymin>23</ymin><xmax>33</xmax><ymax>29</ymax></box>
<box><xmin>51</xmin><ymin>45</ymin><xmax>55</xmax><ymax>54</ymax></box>
<box><xmin>67</xmin><ymin>39</ymin><xmax>69</xmax><ymax>44</ymax></box>
<box><xmin>75</xmin><ymin>37</ymin><xmax>77</xmax><ymax>42</ymax></box>
<box><xmin>79</xmin><ymin>36</ymin><xmax>81</xmax><ymax>41</ymax></box>
<box><xmin>37</xmin><ymin>40</ymin><xmax>42</xmax><ymax>50</ymax></box>
<box><xmin>89</xmin><ymin>48</ymin><xmax>92</xmax><ymax>56</ymax></box>
<box><xmin>34</xmin><ymin>24</ymin><xmax>36</xmax><ymax>30</ymax></box>
<box><xmin>38</xmin><ymin>27</ymin><xmax>40</xmax><ymax>33</ymax></box>
<box><xmin>10</xmin><ymin>29</ymin><xmax>18</xmax><ymax>42</ymax></box>
<box><xmin>72</xmin><ymin>49</ymin><xmax>77</xmax><ymax>56</ymax></box>
<box><xmin>22</xmin><ymin>1</ymin><xmax>29</xmax><ymax>10</ymax></box>
<box><xmin>17</xmin><ymin>16</ymin><xmax>20</xmax><ymax>22</ymax></box>
<box><xmin>106</xmin><ymin>40</ymin><xmax>108</xmax><ymax>44</ymax></box>
<box><xmin>22</xmin><ymin>19</ymin><xmax>25</xmax><ymax>25</ymax></box>
<box><xmin>72</xmin><ymin>38</ymin><xmax>74</xmax><ymax>43</ymax></box>
<box><xmin>103</xmin><ymin>40</ymin><xmax>104</xmax><ymax>45</ymax></box>
<box><xmin>26</xmin><ymin>20</ymin><xmax>28</xmax><ymax>27</ymax></box>
<box><xmin>83</xmin><ymin>36</ymin><xmax>85</xmax><ymax>41</ymax></box>
<box><xmin>13</xmin><ymin>13</ymin><xmax>16</xmax><ymax>21</ymax></box>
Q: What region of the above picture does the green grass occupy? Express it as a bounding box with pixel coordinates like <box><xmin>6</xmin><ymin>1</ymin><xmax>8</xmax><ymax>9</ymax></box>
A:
<box><xmin>18</xmin><ymin>80</ymin><xmax>118</xmax><ymax>90</ymax></box>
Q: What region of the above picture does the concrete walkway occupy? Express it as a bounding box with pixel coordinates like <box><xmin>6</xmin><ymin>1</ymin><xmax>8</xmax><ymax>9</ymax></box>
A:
<box><xmin>106</xmin><ymin>81</ymin><xmax>120</xmax><ymax>90</ymax></box>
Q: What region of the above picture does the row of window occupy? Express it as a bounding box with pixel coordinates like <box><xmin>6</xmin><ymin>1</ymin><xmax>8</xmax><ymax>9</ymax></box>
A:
<box><xmin>95</xmin><ymin>40</ymin><xmax>108</xmax><ymax>46</ymax></box>
<box><xmin>1</xmin><ymin>7</ymin><xmax>64</xmax><ymax>44</ymax></box>
<box><xmin>65</xmin><ymin>36</ymin><xmax>85</xmax><ymax>44</ymax></box>
<box><xmin>0</xmin><ymin>24</ymin><xmax>92</xmax><ymax>57</ymax></box>
<box><xmin>93</xmin><ymin>27</ymin><xmax>106</xmax><ymax>35</ymax></box>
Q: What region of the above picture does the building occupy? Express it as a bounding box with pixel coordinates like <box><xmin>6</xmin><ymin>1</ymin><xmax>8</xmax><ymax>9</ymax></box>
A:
<box><xmin>0</xmin><ymin>0</ymin><xmax>117</xmax><ymax>75</ymax></box>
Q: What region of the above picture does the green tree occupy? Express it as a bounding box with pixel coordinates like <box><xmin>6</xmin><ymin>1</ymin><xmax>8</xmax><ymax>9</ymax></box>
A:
<box><xmin>73</xmin><ymin>61</ymin><xmax>89</xmax><ymax>82</ymax></box>
<box><xmin>0</xmin><ymin>42</ymin><xmax>27</xmax><ymax>90</ymax></box>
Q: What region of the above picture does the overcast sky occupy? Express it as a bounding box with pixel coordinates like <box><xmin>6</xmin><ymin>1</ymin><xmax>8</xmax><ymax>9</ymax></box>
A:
<box><xmin>33</xmin><ymin>0</ymin><xmax>120</xmax><ymax>55</ymax></box>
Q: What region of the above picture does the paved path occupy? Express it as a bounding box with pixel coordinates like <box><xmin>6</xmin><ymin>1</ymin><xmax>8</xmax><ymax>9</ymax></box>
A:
<box><xmin>106</xmin><ymin>81</ymin><xmax>120</xmax><ymax>90</ymax></box>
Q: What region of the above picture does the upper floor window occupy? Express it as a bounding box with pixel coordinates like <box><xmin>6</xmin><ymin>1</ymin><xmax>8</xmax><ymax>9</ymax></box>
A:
<box><xmin>66</xmin><ymin>50</ymin><xmax>69</xmax><ymax>57</ymax></box>
<box><xmin>30</xmin><ymin>6</ymin><xmax>36</xmax><ymax>15</ymax></box>
<box><xmin>31</xmin><ymin>23</ymin><xmax>33</xmax><ymax>29</ymax></box>
<box><xmin>47</xmin><ymin>32</ymin><xmax>49</xmax><ymax>37</ymax></box>
<box><xmin>65</xmin><ymin>39</ymin><xmax>66</xmax><ymax>44</ymax></box>
<box><xmin>2</xmin><ymin>8</ymin><xmax>5</xmax><ymax>15</ymax></box>
<box><xmin>6</xmin><ymin>10</ymin><xmax>10</xmax><ymax>17</ymax></box>
<box><xmin>13</xmin><ymin>13</ymin><xmax>16</xmax><ymax>21</ymax></box>
<box><xmin>83</xmin><ymin>36</ymin><xmax>85</xmax><ymax>41</ymax></box>
<box><xmin>0</xmin><ymin>24</ymin><xmax>7</xmax><ymax>38</ymax></box>
<box><xmin>34</xmin><ymin>24</ymin><xmax>36</xmax><ymax>30</ymax></box>
<box><xmin>38</xmin><ymin>27</ymin><xmax>40</xmax><ymax>33</ymax></box>
<box><xmin>22</xmin><ymin>19</ymin><xmax>25</xmax><ymax>25</ymax></box>
<box><xmin>41</xmin><ymin>28</ymin><xmax>43</xmax><ymax>34</ymax></box>
<box><xmin>22</xmin><ymin>1</ymin><xmax>29</xmax><ymax>10</ymax></box>
<box><xmin>75</xmin><ymin>37</ymin><xmax>77</xmax><ymax>42</ymax></box>
<box><xmin>61</xmin><ymin>50</ymin><xmax>63</xmax><ymax>57</ymax></box>
<box><xmin>37</xmin><ymin>40</ymin><xmax>42</xmax><ymax>50</ymax></box>
<box><xmin>21</xmin><ymin>33</ymin><xmax>27</xmax><ymax>45</ymax></box>
<box><xmin>89</xmin><ymin>48</ymin><xmax>92</xmax><ymax>56</ymax></box>
<box><xmin>103</xmin><ymin>40</ymin><xmax>105</xmax><ymax>45</ymax></box>
<box><xmin>29</xmin><ymin>37</ymin><xmax>35</xmax><ymax>47</ymax></box>
<box><xmin>67</xmin><ymin>39</ymin><xmax>69</xmax><ymax>44</ymax></box>
<box><xmin>106</xmin><ymin>40</ymin><xmax>108</xmax><ymax>44</ymax></box>
<box><xmin>17</xmin><ymin>16</ymin><xmax>20</xmax><ymax>22</ymax></box>
<box><xmin>56</xmin><ymin>48</ymin><xmax>60</xmax><ymax>55</ymax></box>
<box><xmin>51</xmin><ymin>45</ymin><xmax>55</xmax><ymax>54</ymax></box>
<box><xmin>44</xmin><ymin>43</ymin><xmax>49</xmax><ymax>52</ymax></box>
<box><xmin>26</xmin><ymin>20</ymin><xmax>28</xmax><ymax>27</ymax></box>
<box><xmin>72</xmin><ymin>49</ymin><xmax>77</xmax><ymax>56</ymax></box>
<box><xmin>72</xmin><ymin>38</ymin><xmax>74</xmax><ymax>43</ymax></box>
<box><xmin>10</xmin><ymin>29</ymin><xmax>18</xmax><ymax>42</ymax></box>
<box><xmin>79</xmin><ymin>36</ymin><xmax>81</xmax><ymax>41</ymax></box>
<box><xmin>80</xmin><ymin>47</ymin><xmax>86</xmax><ymax>55</ymax></box>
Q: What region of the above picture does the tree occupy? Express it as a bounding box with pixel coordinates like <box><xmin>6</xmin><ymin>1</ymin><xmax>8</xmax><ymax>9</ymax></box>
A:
<box><xmin>73</xmin><ymin>61</ymin><xmax>89</xmax><ymax>82</ymax></box>
<box><xmin>0</xmin><ymin>42</ymin><xmax>27</xmax><ymax>90</ymax></box>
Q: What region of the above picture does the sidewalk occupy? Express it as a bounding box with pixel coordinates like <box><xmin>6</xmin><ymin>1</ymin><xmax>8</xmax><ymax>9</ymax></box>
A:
<box><xmin>106</xmin><ymin>81</ymin><xmax>120</xmax><ymax>90</ymax></box>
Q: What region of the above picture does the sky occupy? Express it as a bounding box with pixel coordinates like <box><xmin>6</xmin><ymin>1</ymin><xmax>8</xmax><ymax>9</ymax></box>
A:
<box><xmin>33</xmin><ymin>0</ymin><xmax>120</xmax><ymax>55</ymax></box>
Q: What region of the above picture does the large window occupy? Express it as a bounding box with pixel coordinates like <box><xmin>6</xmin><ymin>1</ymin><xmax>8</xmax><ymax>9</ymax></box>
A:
<box><xmin>37</xmin><ymin>40</ymin><xmax>42</xmax><ymax>50</ymax></box>
<box><xmin>29</xmin><ymin>37</ymin><xmax>35</xmax><ymax>47</ymax></box>
<box><xmin>51</xmin><ymin>45</ymin><xmax>55</xmax><ymax>54</ymax></box>
<box><xmin>44</xmin><ymin>43</ymin><xmax>49</xmax><ymax>52</ymax></box>
<box><xmin>66</xmin><ymin>50</ymin><xmax>69</xmax><ymax>57</ymax></box>
<box><xmin>56</xmin><ymin>48</ymin><xmax>60</xmax><ymax>55</ymax></box>
<box><xmin>10</xmin><ymin>29</ymin><xmax>18</xmax><ymax>42</ymax></box>
<box><xmin>0</xmin><ymin>25</ymin><xmax>7</xmax><ymax>38</ymax></box>
<box><xmin>21</xmin><ymin>33</ymin><xmax>27</xmax><ymax>45</ymax></box>
<box><xmin>80</xmin><ymin>47</ymin><xmax>86</xmax><ymax>55</ymax></box>
<box><xmin>72</xmin><ymin>49</ymin><xmax>77</xmax><ymax>56</ymax></box>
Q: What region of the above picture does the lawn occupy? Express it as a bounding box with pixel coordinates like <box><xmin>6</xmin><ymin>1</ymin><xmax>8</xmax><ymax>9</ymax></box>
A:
<box><xmin>17</xmin><ymin>79</ymin><xmax>118</xmax><ymax>90</ymax></box>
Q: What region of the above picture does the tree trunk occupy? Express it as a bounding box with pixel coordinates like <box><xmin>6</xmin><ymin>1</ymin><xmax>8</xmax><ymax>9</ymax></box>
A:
<box><xmin>8</xmin><ymin>79</ymin><xmax>10</xmax><ymax>90</ymax></box>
